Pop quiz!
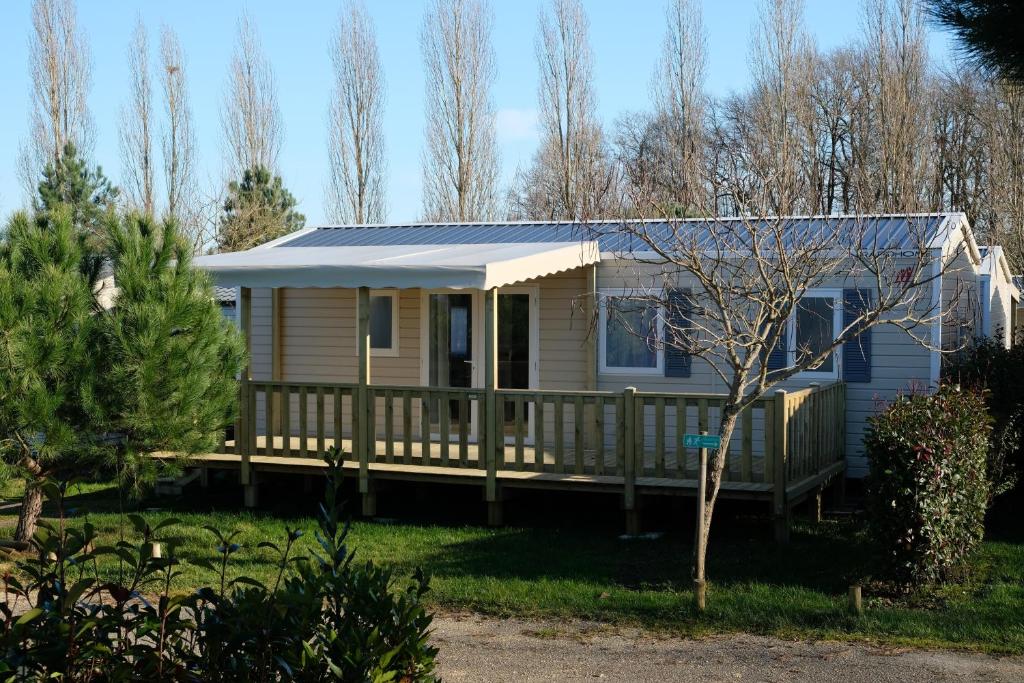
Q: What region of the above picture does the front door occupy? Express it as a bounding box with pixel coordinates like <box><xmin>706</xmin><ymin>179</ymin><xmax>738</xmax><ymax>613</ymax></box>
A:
<box><xmin>426</xmin><ymin>292</ymin><xmax>475</xmax><ymax>439</ymax></box>
<box><xmin>498</xmin><ymin>288</ymin><xmax>538</xmax><ymax>442</ymax></box>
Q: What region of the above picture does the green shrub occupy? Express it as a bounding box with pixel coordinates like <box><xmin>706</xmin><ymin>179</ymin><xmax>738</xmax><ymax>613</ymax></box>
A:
<box><xmin>0</xmin><ymin>449</ymin><xmax>438</xmax><ymax>681</ymax></box>
<box><xmin>864</xmin><ymin>385</ymin><xmax>991</xmax><ymax>584</ymax></box>
<box><xmin>945</xmin><ymin>336</ymin><xmax>1024</xmax><ymax>497</ymax></box>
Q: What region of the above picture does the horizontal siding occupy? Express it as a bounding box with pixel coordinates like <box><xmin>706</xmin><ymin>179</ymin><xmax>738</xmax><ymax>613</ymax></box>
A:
<box><xmin>595</xmin><ymin>260</ymin><xmax>936</xmax><ymax>478</ymax></box>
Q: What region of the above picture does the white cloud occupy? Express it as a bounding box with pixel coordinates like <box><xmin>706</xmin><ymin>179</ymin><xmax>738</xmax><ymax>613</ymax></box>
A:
<box><xmin>495</xmin><ymin>108</ymin><xmax>539</xmax><ymax>142</ymax></box>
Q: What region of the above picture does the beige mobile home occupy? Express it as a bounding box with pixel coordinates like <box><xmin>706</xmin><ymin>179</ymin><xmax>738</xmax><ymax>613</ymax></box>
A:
<box><xmin>187</xmin><ymin>213</ymin><xmax>1006</xmax><ymax>535</ymax></box>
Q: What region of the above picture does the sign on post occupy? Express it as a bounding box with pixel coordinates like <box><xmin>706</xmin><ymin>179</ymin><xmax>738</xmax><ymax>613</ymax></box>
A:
<box><xmin>683</xmin><ymin>433</ymin><xmax>721</xmax><ymax>450</ymax></box>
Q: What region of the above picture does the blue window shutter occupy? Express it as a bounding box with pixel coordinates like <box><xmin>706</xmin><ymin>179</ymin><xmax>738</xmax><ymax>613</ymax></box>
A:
<box><xmin>665</xmin><ymin>288</ymin><xmax>692</xmax><ymax>378</ymax></box>
<box><xmin>843</xmin><ymin>288</ymin><xmax>872</xmax><ymax>383</ymax></box>
<box><xmin>766</xmin><ymin>325</ymin><xmax>788</xmax><ymax>373</ymax></box>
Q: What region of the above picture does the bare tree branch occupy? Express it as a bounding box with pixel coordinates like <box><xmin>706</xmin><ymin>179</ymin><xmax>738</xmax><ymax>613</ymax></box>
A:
<box><xmin>420</xmin><ymin>0</ymin><xmax>499</xmax><ymax>221</ymax></box>
<box><xmin>221</xmin><ymin>14</ymin><xmax>282</xmax><ymax>181</ymax></box>
<box><xmin>19</xmin><ymin>0</ymin><xmax>93</xmax><ymax>197</ymax></box>
<box><xmin>327</xmin><ymin>1</ymin><xmax>387</xmax><ymax>224</ymax></box>
<box><xmin>120</xmin><ymin>17</ymin><xmax>154</xmax><ymax>216</ymax></box>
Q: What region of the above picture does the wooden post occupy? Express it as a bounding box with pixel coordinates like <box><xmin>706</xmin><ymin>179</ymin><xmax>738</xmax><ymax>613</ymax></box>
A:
<box><xmin>484</xmin><ymin>288</ymin><xmax>502</xmax><ymax>525</ymax></box>
<box><xmin>271</xmin><ymin>288</ymin><xmax>283</xmax><ymax>432</ymax></box>
<box><xmin>773</xmin><ymin>389</ymin><xmax>790</xmax><ymax>543</ymax></box>
<box><xmin>623</xmin><ymin>386</ymin><xmax>639</xmax><ymax>535</ymax></box>
<box><xmin>357</xmin><ymin>286</ymin><xmax>373</xmax><ymax>516</ymax></box>
<box><xmin>584</xmin><ymin>265</ymin><xmax>598</xmax><ymax>450</ymax></box>
<box><xmin>848</xmin><ymin>584</ymin><xmax>863</xmax><ymax>615</ymax></box>
<box><xmin>694</xmin><ymin>431</ymin><xmax>709</xmax><ymax>613</ymax></box>
<box><xmin>812</xmin><ymin>486</ymin><xmax>824</xmax><ymax>523</ymax></box>
<box><xmin>584</xmin><ymin>264</ymin><xmax>598</xmax><ymax>391</ymax></box>
<box><xmin>239</xmin><ymin>287</ymin><xmax>257</xmax><ymax>507</ymax></box>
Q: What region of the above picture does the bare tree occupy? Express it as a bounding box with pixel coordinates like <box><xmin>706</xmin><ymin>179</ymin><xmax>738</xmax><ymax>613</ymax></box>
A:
<box><xmin>516</xmin><ymin>0</ymin><xmax>616</xmax><ymax>220</ymax></box>
<box><xmin>977</xmin><ymin>79</ymin><xmax>1024</xmax><ymax>268</ymax></box>
<box><xmin>853</xmin><ymin>0</ymin><xmax>929</xmax><ymax>212</ymax></box>
<box><xmin>745</xmin><ymin>0</ymin><xmax>818</xmax><ymax>215</ymax></box>
<box><xmin>327</xmin><ymin>1</ymin><xmax>387</xmax><ymax>224</ymax></box>
<box><xmin>651</xmin><ymin>0</ymin><xmax>708</xmax><ymax>213</ymax></box>
<box><xmin>120</xmin><ymin>18</ymin><xmax>154</xmax><ymax>216</ymax></box>
<box><xmin>222</xmin><ymin>14</ymin><xmax>282</xmax><ymax>181</ymax></box>
<box><xmin>160</xmin><ymin>26</ymin><xmax>205</xmax><ymax>252</ymax></box>
<box><xmin>19</xmin><ymin>0</ymin><xmax>93</xmax><ymax>196</ymax></box>
<box><xmin>605</xmin><ymin>194</ymin><xmax>965</xmax><ymax>606</ymax></box>
<box><xmin>420</xmin><ymin>0</ymin><xmax>499</xmax><ymax>221</ymax></box>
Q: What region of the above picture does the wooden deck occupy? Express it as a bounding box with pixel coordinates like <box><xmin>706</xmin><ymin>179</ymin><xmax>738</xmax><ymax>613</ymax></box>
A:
<box><xmin>158</xmin><ymin>380</ymin><xmax>848</xmax><ymax>539</ymax></box>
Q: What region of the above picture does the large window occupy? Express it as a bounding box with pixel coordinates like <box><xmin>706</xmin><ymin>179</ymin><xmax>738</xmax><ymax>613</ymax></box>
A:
<box><xmin>359</xmin><ymin>290</ymin><xmax>399</xmax><ymax>357</ymax></box>
<box><xmin>599</xmin><ymin>291</ymin><xmax>663</xmax><ymax>374</ymax></box>
<box><xmin>790</xmin><ymin>290</ymin><xmax>841</xmax><ymax>378</ymax></box>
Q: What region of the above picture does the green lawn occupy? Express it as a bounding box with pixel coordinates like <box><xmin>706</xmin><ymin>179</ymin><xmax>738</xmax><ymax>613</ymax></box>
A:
<box><xmin>2</xmin><ymin>480</ymin><xmax>1022</xmax><ymax>654</ymax></box>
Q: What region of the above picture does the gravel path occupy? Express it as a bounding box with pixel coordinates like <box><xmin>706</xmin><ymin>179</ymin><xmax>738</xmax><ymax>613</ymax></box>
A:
<box><xmin>432</xmin><ymin>612</ymin><xmax>1024</xmax><ymax>682</ymax></box>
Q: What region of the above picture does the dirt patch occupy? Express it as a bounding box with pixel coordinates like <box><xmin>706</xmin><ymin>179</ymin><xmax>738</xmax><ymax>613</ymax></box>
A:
<box><xmin>432</xmin><ymin>612</ymin><xmax>1024</xmax><ymax>682</ymax></box>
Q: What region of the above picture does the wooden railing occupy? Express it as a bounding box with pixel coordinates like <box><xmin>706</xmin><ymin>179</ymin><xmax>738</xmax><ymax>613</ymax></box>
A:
<box><xmin>228</xmin><ymin>379</ymin><xmax>846</xmax><ymax>523</ymax></box>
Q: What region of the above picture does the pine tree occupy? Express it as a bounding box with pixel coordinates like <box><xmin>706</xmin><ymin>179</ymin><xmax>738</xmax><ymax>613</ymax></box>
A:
<box><xmin>217</xmin><ymin>166</ymin><xmax>305</xmax><ymax>252</ymax></box>
<box><xmin>0</xmin><ymin>207</ymin><xmax>99</xmax><ymax>543</ymax></box>
<box><xmin>924</xmin><ymin>1</ymin><xmax>1024</xmax><ymax>82</ymax></box>
<box><xmin>35</xmin><ymin>142</ymin><xmax>119</xmax><ymax>239</ymax></box>
<box><xmin>94</xmin><ymin>213</ymin><xmax>245</xmax><ymax>488</ymax></box>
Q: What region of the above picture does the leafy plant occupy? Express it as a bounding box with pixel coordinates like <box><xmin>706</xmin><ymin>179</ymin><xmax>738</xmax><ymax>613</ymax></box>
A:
<box><xmin>945</xmin><ymin>336</ymin><xmax>1024</xmax><ymax>498</ymax></box>
<box><xmin>0</xmin><ymin>448</ymin><xmax>438</xmax><ymax>681</ymax></box>
<box><xmin>864</xmin><ymin>384</ymin><xmax>991</xmax><ymax>584</ymax></box>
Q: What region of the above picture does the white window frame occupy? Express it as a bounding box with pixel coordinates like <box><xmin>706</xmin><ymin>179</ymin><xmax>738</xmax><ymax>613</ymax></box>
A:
<box><xmin>789</xmin><ymin>288</ymin><xmax>842</xmax><ymax>381</ymax></box>
<box><xmin>598</xmin><ymin>289</ymin><xmax>664</xmax><ymax>375</ymax></box>
<box><xmin>356</xmin><ymin>289</ymin><xmax>400</xmax><ymax>358</ymax></box>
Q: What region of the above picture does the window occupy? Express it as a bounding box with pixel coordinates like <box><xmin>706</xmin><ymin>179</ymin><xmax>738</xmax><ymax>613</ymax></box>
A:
<box><xmin>359</xmin><ymin>290</ymin><xmax>399</xmax><ymax>357</ymax></box>
<box><xmin>599</xmin><ymin>291</ymin><xmax>663</xmax><ymax>374</ymax></box>
<box><xmin>790</xmin><ymin>290</ymin><xmax>841</xmax><ymax>378</ymax></box>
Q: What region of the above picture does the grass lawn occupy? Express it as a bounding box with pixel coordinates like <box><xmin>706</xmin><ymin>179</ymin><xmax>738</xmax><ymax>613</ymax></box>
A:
<box><xmin>1</xmin><ymin>476</ymin><xmax>1022</xmax><ymax>654</ymax></box>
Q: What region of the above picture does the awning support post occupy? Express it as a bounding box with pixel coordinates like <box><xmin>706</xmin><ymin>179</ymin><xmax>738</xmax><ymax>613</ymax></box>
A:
<box><xmin>357</xmin><ymin>286</ymin><xmax>373</xmax><ymax>516</ymax></box>
<box><xmin>239</xmin><ymin>287</ymin><xmax>256</xmax><ymax>507</ymax></box>
<box><xmin>484</xmin><ymin>287</ymin><xmax>502</xmax><ymax>526</ymax></box>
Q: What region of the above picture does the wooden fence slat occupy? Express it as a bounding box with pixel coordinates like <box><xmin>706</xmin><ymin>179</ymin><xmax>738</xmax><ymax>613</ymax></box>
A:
<box><xmin>594</xmin><ymin>398</ymin><xmax>605</xmax><ymax>475</ymax></box>
<box><xmin>459</xmin><ymin>393</ymin><xmax>469</xmax><ymax>467</ymax></box>
<box><xmin>534</xmin><ymin>394</ymin><xmax>545</xmax><ymax>471</ymax></box>
<box><xmin>615</xmin><ymin>396</ymin><xmax>625</xmax><ymax>476</ymax></box>
<box><xmin>316</xmin><ymin>388</ymin><xmax>326</xmax><ymax>456</ymax></box>
<box><xmin>764</xmin><ymin>397</ymin><xmax>772</xmax><ymax>484</ymax></box>
<box><xmin>333</xmin><ymin>387</ymin><xmax>342</xmax><ymax>454</ymax></box>
<box><xmin>298</xmin><ymin>387</ymin><xmax>309</xmax><ymax>458</ymax></box>
<box><xmin>384</xmin><ymin>389</ymin><xmax>395</xmax><ymax>463</ymax></box>
<box><xmin>742</xmin><ymin>405</ymin><xmax>753</xmax><ymax>482</ymax></box>
<box><xmin>574</xmin><ymin>396</ymin><xmax>585</xmax><ymax>474</ymax></box>
<box><xmin>676</xmin><ymin>398</ymin><xmax>688</xmax><ymax>477</ymax></box>
<box><xmin>264</xmin><ymin>385</ymin><xmax>274</xmax><ymax>456</ymax></box>
<box><xmin>420</xmin><ymin>394</ymin><xmax>431</xmax><ymax>465</ymax></box>
<box><xmin>439</xmin><ymin>392</ymin><xmax>450</xmax><ymax>466</ymax></box>
<box><xmin>281</xmin><ymin>387</ymin><xmax>291</xmax><ymax>457</ymax></box>
<box><xmin>514</xmin><ymin>396</ymin><xmax>525</xmax><ymax>470</ymax></box>
<box><xmin>654</xmin><ymin>397</ymin><xmax>666</xmax><ymax>478</ymax></box>
<box><xmin>403</xmin><ymin>392</ymin><xmax>413</xmax><ymax>464</ymax></box>
<box><xmin>554</xmin><ymin>399</ymin><xmax>565</xmax><ymax>472</ymax></box>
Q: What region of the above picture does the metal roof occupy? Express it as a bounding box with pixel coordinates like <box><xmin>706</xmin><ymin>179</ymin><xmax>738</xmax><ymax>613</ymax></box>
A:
<box><xmin>278</xmin><ymin>215</ymin><xmax>955</xmax><ymax>253</ymax></box>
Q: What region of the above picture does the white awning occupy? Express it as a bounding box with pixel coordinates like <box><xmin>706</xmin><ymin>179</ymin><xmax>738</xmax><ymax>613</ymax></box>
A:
<box><xmin>194</xmin><ymin>241</ymin><xmax>600</xmax><ymax>290</ymax></box>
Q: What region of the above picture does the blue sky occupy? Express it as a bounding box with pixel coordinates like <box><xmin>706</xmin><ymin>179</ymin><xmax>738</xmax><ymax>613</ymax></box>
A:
<box><xmin>0</xmin><ymin>1</ymin><xmax>954</xmax><ymax>225</ymax></box>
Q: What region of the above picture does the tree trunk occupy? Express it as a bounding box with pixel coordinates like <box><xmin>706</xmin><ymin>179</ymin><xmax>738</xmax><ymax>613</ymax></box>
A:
<box><xmin>692</xmin><ymin>410</ymin><xmax>740</xmax><ymax>595</ymax></box>
<box><xmin>14</xmin><ymin>480</ymin><xmax>44</xmax><ymax>543</ymax></box>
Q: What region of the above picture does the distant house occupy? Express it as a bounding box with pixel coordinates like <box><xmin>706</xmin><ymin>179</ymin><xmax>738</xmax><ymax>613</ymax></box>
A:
<box><xmin>214</xmin><ymin>286</ymin><xmax>238</xmax><ymax>325</ymax></box>
<box><xmin>186</xmin><ymin>213</ymin><xmax>1015</xmax><ymax>530</ymax></box>
<box><xmin>977</xmin><ymin>246</ymin><xmax>1018</xmax><ymax>347</ymax></box>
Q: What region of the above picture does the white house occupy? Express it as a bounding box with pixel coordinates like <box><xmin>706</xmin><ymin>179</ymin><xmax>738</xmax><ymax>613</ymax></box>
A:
<box><xmin>189</xmin><ymin>213</ymin><xmax>1007</xmax><ymax>529</ymax></box>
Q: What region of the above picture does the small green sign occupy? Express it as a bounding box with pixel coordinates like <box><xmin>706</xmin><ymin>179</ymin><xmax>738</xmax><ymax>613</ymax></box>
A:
<box><xmin>683</xmin><ymin>433</ymin><xmax>721</xmax><ymax>450</ymax></box>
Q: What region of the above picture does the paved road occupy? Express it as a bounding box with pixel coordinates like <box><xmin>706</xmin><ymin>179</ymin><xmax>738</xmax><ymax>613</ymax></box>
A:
<box><xmin>433</xmin><ymin>613</ymin><xmax>1024</xmax><ymax>682</ymax></box>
